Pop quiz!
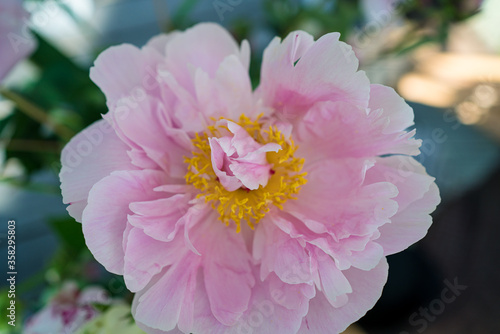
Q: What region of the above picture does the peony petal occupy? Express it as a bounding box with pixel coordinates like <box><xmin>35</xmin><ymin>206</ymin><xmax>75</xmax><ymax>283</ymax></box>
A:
<box><xmin>133</xmin><ymin>255</ymin><xmax>201</xmax><ymax>332</ymax></box>
<box><xmin>257</xmin><ymin>219</ymin><xmax>315</xmax><ymax>284</ymax></box>
<box><xmin>145</xmin><ymin>32</ymin><xmax>180</xmax><ymax>56</ymax></box>
<box><xmin>187</xmin><ymin>267</ymin><xmax>309</xmax><ymax>334</ymax></box>
<box><xmin>365</xmin><ymin>155</ymin><xmax>436</xmax><ymax>212</ymax></box>
<box><xmin>369</xmin><ymin>84</ymin><xmax>415</xmax><ymax>134</ymax></box>
<box><xmin>257</xmin><ymin>31</ymin><xmax>370</xmax><ymax>120</ymax></box>
<box><xmin>292</xmin><ymin>32</ymin><xmax>370</xmax><ymax>107</ymax></box>
<box><xmin>298</xmin><ymin>257</ymin><xmax>388</xmax><ymax>334</ymax></box>
<box><xmin>363</xmin><ymin>155</ymin><xmax>440</xmax><ymax>255</ymax></box>
<box><xmin>256</xmin><ymin>31</ymin><xmax>314</xmax><ymax>116</ymax></box>
<box><xmin>229</xmin><ymin>161</ymin><xmax>272</xmax><ymax>190</ymax></box>
<box><xmin>340</xmin><ymin>240</ymin><xmax>385</xmax><ymax>271</ymax></box>
<box><xmin>201</xmin><ymin>221</ymin><xmax>255</xmax><ymax>326</ymax></box>
<box><xmin>295</xmin><ymin>100</ymin><xmax>420</xmax><ymax>162</ymax></box>
<box><xmin>226</xmin><ymin>269</ymin><xmax>309</xmax><ymax>334</ymax></box>
<box><xmin>133</xmin><ymin>205</ymin><xmax>254</xmax><ymax>329</ymax></box>
<box><xmin>317</xmin><ymin>256</ymin><xmax>352</xmax><ymax>307</ymax></box>
<box><xmin>209</xmin><ymin>137</ymin><xmax>242</xmax><ymax>192</ymax></box>
<box><xmin>135</xmin><ymin>321</ymin><xmax>184</xmax><ymax>334</ymax></box>
<box><xmin>268</xmin><ymin>272</ymin><xmax>316</xmax><ymax>312</ymax></box>
<box><xmin>194</xmin><ymin>54</ymin><xmax>255</xmax><ymax>121</ymax></box>
<box><xmin>164</xmin><ymin>23</ymin><xmax>249</xmax><ymax>95</ymax></box>
<box><xmin>377</xmin><ymin>182</ymin><xmax>440</xmax><ymax>255</ymax></box>
<box><xmin>128</xmin><ymin>194</ymin><xmax>191</xmax><ymax>242</ymax></box>
<box><xmin>60</xmin><ymin>119</ymin><xmax>136</xmax><ymax>222</ymax></box>
<box><xmin>158</xmin><ymin>71</ymin><xmax>204</xmax><ymax>133</ymax></box>
<box><xmin>82</xmin><ymin>170</ymin><xmax>168</xmax><ymax>274</ymax></box>
<box><xmin>124</xmin><ymin>227</ymin><xmax>186</xmax><ymax>292</ymax></box>
<box><xmin>89</xmin><ymin>44</ymin><xmax>164</xmax><ymax>109</ymax></box>
<box><xmin>286</xmin><ymin>158</ymin><xmax>398</xmax><ymax>240</ymax></box>
<box><xmin>104</xmin><ymin>95</ymin><xmax>192</xmax><ymax>178</ymax></box>
<box><xmin>66</xmin><ymin>201</ymin><xmax>87</xmax><ymax>223</ymax></box>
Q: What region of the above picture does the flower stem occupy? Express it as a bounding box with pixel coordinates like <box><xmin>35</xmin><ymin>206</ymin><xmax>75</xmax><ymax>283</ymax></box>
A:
<box><xmin>3</xmin><ymin>139</ymin><xmax>62</xmax><ymax>153</ymax></box>
<box><xmin>0</xmin><ymin>88</ymin><xmax>75</xmax><ymax>141</ymax></box>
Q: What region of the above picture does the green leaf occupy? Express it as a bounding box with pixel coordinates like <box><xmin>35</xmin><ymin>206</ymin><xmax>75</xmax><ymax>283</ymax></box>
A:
<box><xmin>48</xmin><ymin>216</ymin><xmax>86</xmax><ymax>254</ymax></box>
<box><xmin>171</xmin><ymin>0</ymin><xmax>200</xmax><ymax>29</ymax></box>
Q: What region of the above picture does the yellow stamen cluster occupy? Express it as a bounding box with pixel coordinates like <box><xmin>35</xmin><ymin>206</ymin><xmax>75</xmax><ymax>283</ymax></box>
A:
<box><xmin>184</xmin><ymin>114</ymin><xmax>307</xmax><ymax>233</ymax></box>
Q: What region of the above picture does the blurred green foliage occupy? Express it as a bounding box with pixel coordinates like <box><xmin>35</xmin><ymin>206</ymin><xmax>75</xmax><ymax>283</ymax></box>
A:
<box><xmin>263</xmin><ymin>0</ymin><xmax>360</xmax><ymax>38</ymax></box>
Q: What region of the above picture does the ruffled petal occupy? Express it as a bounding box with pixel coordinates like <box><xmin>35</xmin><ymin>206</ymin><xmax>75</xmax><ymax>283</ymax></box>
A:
<box><xmin>82</xmin><ymin>170</ymin><xmax>168</xmax><ymax>274</ymax></box>
<box><xmin>132</xmin><ymin>209</ymin><xmax>255</xmax><ymax>332</ymax></box>
<box><xmin>295</xmin><ymin>100</ymin><xmax>420</xmax><ymax>162</ymax></box>
<box><xmin>128</xmin><ymin>194</ymin><xmax>191</xmax><ymax>242</ymax></box>
<box><xmin>184</xmin><ymin>268</ymin><xmax>310</xmax><ymax>334</ymax></box>
<box><xmin>286</xmin><ymin>158</ymin><xmax>398</xmax><ymax>241</ymax></box>
<box><xmin>145</xmin><ymin>32</ymin><xmax>180</xmax><ymax>56</ymax></box>
<box><xmin>365</xmin><ymin>155</ymin><xmax>437</xmax><ymax>212</ymax></box>
<box><xmin>379</xmin><ymin>183</ymin><xmax>439</xmax><ymax>255</ymax></box>
<box><xmin>194</xmin><ymin>54</ymin><xmax>255</xmax><ymax>121</ymax></box>
<box><xmin>367</xmin><ymin>157</ymin><xmax>440</xmax><ymax>255</ymax></box>
<box><xmin>164</xmin><ymin>22</ymin><xmax>250</xmax><ymax>95</ymax></box>
<box><xmin>208</xmin><ymin>120</ymin><xmax>280</xmax><ymax>191</ymax></box>
<box><xmin>133</xmin><ymin>254</ymin><xmax>201</xmax><ymax>332</ymax></box>
<box><xmin>369</xmin><ymin>84</ymin><xmax>415</xmax><ymax>134</ymax></box>
<box><xmin>317</xmin><ymin>256</ymin><xmax>352</xmax><ymax>308</ymax></box>
<box><xmin>60</xmin><ymin>119</ymin><xmax>136</xmax><ymax>222</ymax></box>
<box><xmin>268</xmin><ymin>273</ymin><xmax>316</xmax><ymax>312</ymax></box>
<box><xmin>209</xmin><ymin>137</ymin><xmax>243</xmax><ymax>192</ymax></box>
<box><xmin>135</xmin><ymin>321</ymin><xmax>184</xmax><ymax>334</ymax></box>
<box><xmin>89</xmin><ymin>44</ymin><xmax>164</xmax><ymax>109</ymax></box>
<box><xmin>199</xmin><ymin>218</ymin><xmax>255</xmax><ymax>326</ymax></box>
<box><xmin>257</xmin><ymin>31</ymin><xmax>370</xmax><ymax>120</ymax></box>
<box><xmin>255</xmin><ymin>219</ymin><xmax>315</xmax><ymax>284</ymax></box>
<box><xmin>298</xmin><ymin>257</ymin><xmax>388</xmax><ymax>334</ymax></box>
<box><xmin>104</xmin><ymin>95</ymin><xmax>192</xmax><ymax>178</ymax></box>
<box><xmin>227</xmin><ymin>270</ymin><xmax>310</xmax><ymax>334</ymax></box>
<box><xmin>123</xmin><ymin>227</ymin><xmax>190</xmax><ymax>292</ymax></box>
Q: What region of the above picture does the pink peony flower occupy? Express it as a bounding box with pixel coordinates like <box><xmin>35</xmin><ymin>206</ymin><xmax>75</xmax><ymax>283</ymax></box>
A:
<box><xmin>24</xmin><ymin>282</ymin><xmax>109</xmax><ymax>334</ymax></box>
<box><xmin>60</xmin><ymin>23</ymin><xmax>440</xmax><ymax>333</ymax></box>
<box><xmin>0</xmin><ymin>0</ymin><xmax>37</xmax><ymax>81</ymax></box>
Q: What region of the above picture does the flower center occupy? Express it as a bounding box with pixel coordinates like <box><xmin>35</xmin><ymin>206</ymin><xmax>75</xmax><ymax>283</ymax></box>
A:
<box><xmin>184</xmin><ymin>114</ymin><xmax>307</xmax><ymax>232</ymax></box>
